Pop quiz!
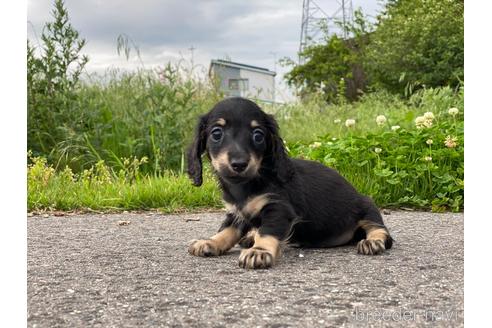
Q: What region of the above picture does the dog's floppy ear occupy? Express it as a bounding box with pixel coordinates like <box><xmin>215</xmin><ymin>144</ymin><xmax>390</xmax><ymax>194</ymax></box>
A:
<box><xmin>265</xmin><ymin>114</ymin><xmax>294</xmax><ymax>183</ymax></box>
<box><xmin>187</xmin><ymin>114</ymin><xmax>209</xmax><ymax>186</ymax></box>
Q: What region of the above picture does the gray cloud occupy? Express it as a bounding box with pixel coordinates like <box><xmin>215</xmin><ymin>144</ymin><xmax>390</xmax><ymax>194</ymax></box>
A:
<box><xmin>28</xmin><ymin>0</ymin><xmax>385</xmax><ymax>102</ymax></box>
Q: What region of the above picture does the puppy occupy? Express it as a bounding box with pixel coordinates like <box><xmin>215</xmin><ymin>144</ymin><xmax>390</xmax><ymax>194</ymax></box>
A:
<box><xmin>187</xmin><ymin>97</ymin><xmax>393</xmax><ymax>269</ymax></box>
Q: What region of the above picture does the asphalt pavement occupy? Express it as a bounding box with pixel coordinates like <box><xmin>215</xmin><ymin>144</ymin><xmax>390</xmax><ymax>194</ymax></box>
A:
<box><xmin>27</xmin><ymin>210</ymin><xmax>464</xmax><ymax>327</ymax></box>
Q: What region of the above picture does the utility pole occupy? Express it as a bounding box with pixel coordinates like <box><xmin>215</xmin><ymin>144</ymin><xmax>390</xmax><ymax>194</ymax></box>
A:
<box><xmin>189</xmin><ymin>45</ymin><xmax>196</xmax><ymax>68</ymax></box>
<box><xmin>299</xmin><ymin>0</ymin><xmax>354</xmax><ymax>64</ymax></box>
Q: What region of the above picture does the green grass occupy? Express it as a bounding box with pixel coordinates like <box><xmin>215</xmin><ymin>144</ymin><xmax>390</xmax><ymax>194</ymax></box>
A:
<box><xmin>266</xmin><ymin>86</ymin><xmax>463</xmax><ymax>143</ymax></box>
<box><xmin>28</xmin><ymin>156</ymin><xmax>222</xmax><ymax>212</ymax></box>
<box><xmin>27</xmin><ymin>65</ymin><xmax>464</xmax><ymax>213</ymax></box>
<box><xmin>29</xmin><ymin>64</ymin><xmax>222</xmax><ymax>174</ymax></box>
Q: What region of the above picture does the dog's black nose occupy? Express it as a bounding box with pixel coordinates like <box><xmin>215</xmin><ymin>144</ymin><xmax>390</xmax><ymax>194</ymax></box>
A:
<box><xmin>230</xmin><ymin>160</ymin><xmax>248</xmax><ymax>173</ymax></box>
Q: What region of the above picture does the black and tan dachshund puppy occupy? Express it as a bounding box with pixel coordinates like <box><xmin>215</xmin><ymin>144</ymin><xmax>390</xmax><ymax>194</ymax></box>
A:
<box><xmin>187</xmin><ymin>97</ymin><xmax>393</xmax><ymax>269</ymax></box>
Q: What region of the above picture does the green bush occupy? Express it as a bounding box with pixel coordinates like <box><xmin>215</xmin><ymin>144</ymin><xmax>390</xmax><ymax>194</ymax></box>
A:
<box><xmin>283</xmin><ymin>9</ymin><xmax>371</xmax><ymax>102</ymax></box>
<box><xmin>288</xmin><ymin>88</ymin><xmax>464</xmax><ymax>212</ymax></box>
<box><xmin>365</xmin><ymin>0</ymin><xmax>464</xmax><ymax>93</ymax></box>
<box><xmin>27</xmin><ymin>0</ymin><xmax>89</xmax><ymax>160</ymax></box>
<box><xmin>283</xmin><ymin>0</ymin><xmax>464</xmax><ymax>99</ymax></box>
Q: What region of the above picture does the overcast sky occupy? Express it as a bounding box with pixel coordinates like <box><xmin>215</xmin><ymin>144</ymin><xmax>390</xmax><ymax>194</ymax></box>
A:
<box><xmin>27</xmin><ymin>0</ymin><xmax>386</xmax><ymax>102</ymax></box>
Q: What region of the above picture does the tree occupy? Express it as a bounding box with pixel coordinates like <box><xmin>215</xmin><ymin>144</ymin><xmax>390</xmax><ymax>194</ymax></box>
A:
<box><xmin>283</xmin><ymin>9</ymin><xmax>372</xmax><ymax>102</ymax></box>
<box><xmin>284</xmin><ymin>0</ymin><xmax>464</xmax><ymax>100</ymax></box>
<box><xmin>28</xmin><ymin>0</ymin><xmax>89</xmax><ymax>156</ymax></box>
<box><xmin>365</xmin><ymin>0</ymin><xmax>464</xmax><ymax>93</ymax></box>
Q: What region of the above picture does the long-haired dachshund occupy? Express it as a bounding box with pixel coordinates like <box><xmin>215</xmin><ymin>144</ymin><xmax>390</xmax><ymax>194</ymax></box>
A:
<box><xmin>187</xmin><ymin>97</ymin><xmax>393</xmax><ymax>269</ymax></box>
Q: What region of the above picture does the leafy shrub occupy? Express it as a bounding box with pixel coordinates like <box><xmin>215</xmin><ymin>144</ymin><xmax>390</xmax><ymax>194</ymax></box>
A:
<box><xmin>288</xmin><ymin>89</ymin><xmax>464</xmax><ymax>212</ymax></box>
<box><xmin>283</xmin><ymin>9</ymin><xmax>371</xmax><ymax>102</ymax></box>
<box><xmin>366</xmin><ymin>0</ymin><xmax>464</xmax><ymax>93</ymax></box>
<box><xmin>27</xmin><ymin>0</ymin><xmax>89</xmax><ymax>159</ymax></box>
<box><xmin>283</xmin><ymin>0</ymin><xmax>463</xmax><ymax>99</ymax></box>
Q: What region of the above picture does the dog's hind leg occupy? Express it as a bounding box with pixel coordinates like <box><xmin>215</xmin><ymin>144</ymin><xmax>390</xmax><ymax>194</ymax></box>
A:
<box><xmin>355</xmin><ymin>205</ymin><xmax>393</xmax><ymax>255</ymax></box>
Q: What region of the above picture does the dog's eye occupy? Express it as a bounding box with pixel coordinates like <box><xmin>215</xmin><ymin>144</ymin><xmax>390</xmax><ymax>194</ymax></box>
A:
<box><xmin>210</xmin><ymin>127</ymin><xmax>223</xmax><ymax>142</ymax></box>
<box><xmin>252</xmin><ymin>129</ymin><xmax>264</xmax><ymax>144</ymax></box>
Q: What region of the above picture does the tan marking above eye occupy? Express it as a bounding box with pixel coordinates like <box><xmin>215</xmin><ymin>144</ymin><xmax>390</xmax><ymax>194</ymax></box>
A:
<box><xmin>216</xmin><ymin>118</ymin><xmax>226</xmax><ymax>126</ymax></box>
<box><xmin>251</xmin><ymin>120</ymin><xmax>260</xmax><ymax>128</ymax></box>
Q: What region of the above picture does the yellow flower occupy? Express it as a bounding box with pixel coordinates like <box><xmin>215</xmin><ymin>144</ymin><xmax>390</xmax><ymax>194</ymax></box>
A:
<box><xmin>376</xmin><ymin>115</ymin><xmax>387</xmax><ymax>126</ymax></box>
<box><xmin>345</xmin><ymin>119</ymin><xmax>356</xmax><ymax>128</ymax></box>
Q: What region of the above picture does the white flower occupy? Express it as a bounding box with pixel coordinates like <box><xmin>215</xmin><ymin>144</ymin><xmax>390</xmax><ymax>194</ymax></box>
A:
<box><xmin>415</xmin><ymin>114</ymin><xmax>434</xmax><ymax>129</ymax></box>
<box><xmin>423</xmin><ymin>112</ymin><xmax>435</xmax><ymax>120</ymax></box>
<box><xmin>448</xmin><ymin>107</ymin><xmax>459</xmax><ymax>116</ymax></box>
<box><xmin>426</xmin><ymin>139</ymin><xmax>433</xmax><ymax>145</ymax></box>
<box><xmin>424</xmin><ymin>156</ymin><xmax>432</xmax><ymax>162</ymax></box>
<box><xmin>415</xmin><ymin>116</ymin><xmax>426</xmax><ymax>129</ymax></box>
<box><xmin>345</xmin><ymin>119</ymin><xmax>356</xmax><ymax>128</ymax></box>
<box><xmin>376</xmin><ymin>115</ymin><xmax>387</xmax><ymax>126</ymax></box>
<box><xmin>310</xmin><ymin>142</ymin><xmax>322</xmax><ymax>149</ymax></box>
<box><xmin>391</xmin><ymin>125</ymin><xmax>400</xmax><ymax>131</ymax></box>
<box><xmin>374</xmin><ymin>148</ymin><xmax>382</xmax><ymax>154</ymax></box>
<box><xmin>331</xmin><ymin>137</ymin><xmax>337</xmax><ymax>141</ymax></box>
<box><xmin>421</xmin><ymin>112</ymin><xmax>435</xmax><ymax>128</ymax></box>
<box><xmin>334</xmin><ymin>119</ymin><xmax>341</xmax><ymax>124</ymax></box>
<box><xmin>444</xmin><ymin>135</ymin><xmax>458</xmax><ymax>148</ymax></box>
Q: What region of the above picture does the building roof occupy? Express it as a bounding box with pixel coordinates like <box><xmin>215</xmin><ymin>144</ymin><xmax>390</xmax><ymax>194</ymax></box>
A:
<box><xmin>210</xmin><ymin>59</ymin><xmax>276</xmax><ymax>76</ymax></box>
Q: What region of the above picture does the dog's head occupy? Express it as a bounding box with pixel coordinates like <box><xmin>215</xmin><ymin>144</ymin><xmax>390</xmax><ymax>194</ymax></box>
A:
<box><xmin>187</xmin><ymin>97</ymin><xmax>292</xmax><ymax>186</ymax></box>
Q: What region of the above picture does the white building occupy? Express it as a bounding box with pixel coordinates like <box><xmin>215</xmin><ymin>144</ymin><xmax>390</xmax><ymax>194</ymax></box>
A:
<box><xmin>209</xmin><ymin>59</ymin><xmax>276</xmax><ymax>103</ymax></box>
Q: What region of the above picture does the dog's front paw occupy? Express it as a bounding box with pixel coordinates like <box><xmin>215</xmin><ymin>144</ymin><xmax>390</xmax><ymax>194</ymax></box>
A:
<box><xmin>357</xmin><ymin>239</ymin><xmax>386</xmax><ymax>255</ymax></box>
<box><xmin>238</xmin><ymin>229</ymin><xmax>257</xmax><ymax>249</ymax></box>
<box><xmin>238</xmin><ymin>247</ymin><xmax>275</xmax><ymax>269</ymax></box>
<box><xmin>188</xmin><ymin>239</ymin><xmax>221</xmax><ymax>257</ymax></box>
